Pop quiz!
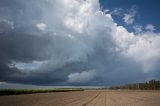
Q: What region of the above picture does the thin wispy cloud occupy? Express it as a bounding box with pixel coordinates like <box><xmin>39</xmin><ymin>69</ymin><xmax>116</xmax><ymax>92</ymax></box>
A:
<box><xmin>123</xmin><ymin>6</ymin><xmax>137</xmax><ymax>25</ymax></box>
<box><xmin>133</xmin><ymin>25</ymin><xmax>143</xmax><ymax>34</ymax></box>
<box><xmin>145</xmin><ymin>24</ymin><xmax>156</xmax><ymax>32</ymax></box>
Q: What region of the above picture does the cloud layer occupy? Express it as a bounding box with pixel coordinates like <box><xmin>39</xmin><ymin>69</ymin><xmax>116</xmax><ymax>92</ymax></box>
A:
<box><xmin>0</xmin><ymin>0</ymin><xmax>160</xmax><ymax>86</ymax></box>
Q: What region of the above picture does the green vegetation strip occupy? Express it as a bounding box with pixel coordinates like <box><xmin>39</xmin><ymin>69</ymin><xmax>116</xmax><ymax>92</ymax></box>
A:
<box><xmin>0</xmin><ymin>88</ymin><xmax>83</xmax><ymax>96</ymax></box>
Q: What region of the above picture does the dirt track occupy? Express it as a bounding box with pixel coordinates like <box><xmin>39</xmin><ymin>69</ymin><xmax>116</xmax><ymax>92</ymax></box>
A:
<box><xmin>0</xmin><ymin>90</ymin><xmax>160</xmax><ymax>106</ymax></box>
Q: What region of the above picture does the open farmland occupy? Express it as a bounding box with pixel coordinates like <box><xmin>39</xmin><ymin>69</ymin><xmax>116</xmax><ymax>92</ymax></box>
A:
<box><xmin>0</xmin><ymin>90</ymin><xmax>160</xmax><ymax>106</ymax></box>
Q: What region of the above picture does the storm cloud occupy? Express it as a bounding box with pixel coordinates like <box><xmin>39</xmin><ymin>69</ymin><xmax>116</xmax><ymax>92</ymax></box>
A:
<box><xmin>0</xmin><ymin>0</ymin><xmax>160</xmax><ymax>86</ymax></box>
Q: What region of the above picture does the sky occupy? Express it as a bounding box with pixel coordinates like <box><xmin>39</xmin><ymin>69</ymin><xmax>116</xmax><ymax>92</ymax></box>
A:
<box><xmin>100</xmin><ymin>0</ymin><xmax>160</xmax><ymax>33</ymax></box>
<box><xmin>0</xmin><ymin>0</ymin><xmax>160</xmax><ymax>88</ymax></box>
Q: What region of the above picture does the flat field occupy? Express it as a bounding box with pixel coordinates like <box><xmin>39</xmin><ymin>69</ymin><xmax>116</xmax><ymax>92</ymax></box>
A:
<box><xmin>0</xmin><ymin>90</ymin><xmax>160</xmax><ymax>106</ymax></box>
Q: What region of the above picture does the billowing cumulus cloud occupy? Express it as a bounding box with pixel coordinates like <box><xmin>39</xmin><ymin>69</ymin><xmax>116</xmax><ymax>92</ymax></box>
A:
<box><xmin>0</xmin><ymin>0</ymin><xmax>160</xmax><ymax>86</ymax></box>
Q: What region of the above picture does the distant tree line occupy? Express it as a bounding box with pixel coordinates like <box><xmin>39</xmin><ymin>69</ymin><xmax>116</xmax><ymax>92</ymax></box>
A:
<box><xmin>0</xmin><ymin>88</ymin><xmax>84</xmax><ymax>96</ymax></box>
<box><xmin>110</xmin><ymin>80</ymin><xmax>160</xmax><ymax>90</ymax></box>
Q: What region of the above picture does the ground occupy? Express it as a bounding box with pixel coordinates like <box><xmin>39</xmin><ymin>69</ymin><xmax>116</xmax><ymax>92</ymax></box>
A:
<box><xmin>0</xmin><ymin>90</ymin><xmax>160</xmax><ymax>106</ymax></box>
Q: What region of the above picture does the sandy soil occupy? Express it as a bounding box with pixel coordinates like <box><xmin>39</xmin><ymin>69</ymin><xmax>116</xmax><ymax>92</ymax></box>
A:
<box><xmin>0</xmin><ymin>90</ymin><xmax>160</xmax><ymax>106</ymax></box>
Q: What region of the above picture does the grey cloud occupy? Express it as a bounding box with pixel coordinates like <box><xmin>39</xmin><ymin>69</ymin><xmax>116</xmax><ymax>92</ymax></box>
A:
<box><xmin>0</xmin><ymin>0</ymin><xmax>160</xmax><ymax>87</ymax></box>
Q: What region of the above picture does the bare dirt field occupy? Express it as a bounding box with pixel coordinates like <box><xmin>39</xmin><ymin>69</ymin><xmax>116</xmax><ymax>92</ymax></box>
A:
<box><xmin>0</xmin><ymin>90</ymin><xmax>160</xmax><ymax>106</ymax></box>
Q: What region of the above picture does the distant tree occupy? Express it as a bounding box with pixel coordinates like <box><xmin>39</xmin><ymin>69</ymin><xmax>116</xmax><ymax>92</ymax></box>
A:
<box><xmin>109</xmin><ymin>80</ymin><xmax>160</xmax><ymax>90</ymax></box>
